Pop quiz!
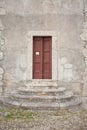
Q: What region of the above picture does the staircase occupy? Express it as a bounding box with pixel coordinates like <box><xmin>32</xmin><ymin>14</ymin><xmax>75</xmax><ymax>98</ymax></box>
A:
<box><xmin>0</xmin><ymin>81</ymin><xmax>81</xmax><ymax>110</ymax></box>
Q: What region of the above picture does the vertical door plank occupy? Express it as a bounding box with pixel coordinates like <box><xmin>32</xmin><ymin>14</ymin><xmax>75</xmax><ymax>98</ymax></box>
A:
<box><xmin>43</xmin><ymin>37</ymin><xmax>52</xmax><ymax>79</ymax></box>
<box><xmin>33</xmin><ymin>37</ymin><xmax>43</xmax><ymax>79</ymax></box>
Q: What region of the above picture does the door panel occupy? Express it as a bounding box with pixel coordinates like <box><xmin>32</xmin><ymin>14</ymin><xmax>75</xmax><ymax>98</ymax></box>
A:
<box><xmin>43</xmin><ymin>53</ymin><xmax>50</xmax><ymax>62</ymax></box>
<box><xmin>33</xmin><ymin>36</ymin><xmax>52</xmax><ymax>79</ymax></box>
<box><xmin>43</xmin><ymin>37</ymin><xmax>52</xmax><ymax>79</ymax></box>
<box><xmin>33</xmin><ymin>37</ymin><xmax>43</xmax><ymax>79</ymax></box>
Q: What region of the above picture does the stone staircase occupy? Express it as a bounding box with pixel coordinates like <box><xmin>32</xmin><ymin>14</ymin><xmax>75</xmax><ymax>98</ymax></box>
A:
<box><xmin>0</xmin><ymin>83</ymin><xmax>81</xmax><ymax>110</ymax></box>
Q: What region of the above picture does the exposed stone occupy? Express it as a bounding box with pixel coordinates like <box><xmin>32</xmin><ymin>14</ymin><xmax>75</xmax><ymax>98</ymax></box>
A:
<box><xmin>0</xmin><ymin>81</ymin><xmax>3</xmax><ymax>86</ymax></box>
<box><xmin>82</xmin><ymin>48</ymin><xmax>87</xmax><ymax>57</ymax></box>
<box><xmin>0</xmin><ymin>31</ymin><xmax>2</xmax><ymax>36</ymax></box>
<box><xmin>0</xmin><ymin>19</ymin><xmax>4</xmax><ymax>30</ymax></box>
<box><xmin>80</xmin><ymin>20</ymin><xmax>87</xmax><ymax>96</ymax></box>
<box><xmin>0</xmin><ymin>86</ymin><xmax>81</xmax><ymax>110</ymax></box>
<box><xmin>80</xmin><ymin>33</ymin><xmax>87</xmax><ymax>41</ymax></box>
<box><xmin>0</xmin><ymin>67</ymin><xmax>4</xmax><ymax>75</ymax></box>
<box><xmin>0</xmin><ymin>2</ymin><xmax>6</xmax><ymax>96</ymax></box>
<box><xmin>85</xmin><ymin>58</ymin><xmax>87</xmax><ymax>66</ymax></box>
<box><xmin>0</xmin><ymin>82</ymin><xmax>2</xmax><ymax>93</ymax></box>
<box><xmin>0</xmin><ymin>46</ymin><xmax>4</xmax><ymax>51</ymax></box>
<box><xmin>0</xmin><ymin>38</ymin><xmax>5</xmax><ymax>45</ymax></box>
<box><xmin>0</xmin><ymin>75</ymin><xmax>3</xmax><ymax>80</ymax></box>
<box><xmin>0</xmin><ymin>51</ymin><xmax>3</xmax><ymax>60</ymax></box>
<box><xmin>80</xmin><ymin>22</ymin><xmax>87</xmax><ymax>41</ymax></box>
<box><xmin>57</xmin><ymin>87</ymin><xmax>66</xmax><ymax>92</ymax></box>
<box><xmin>82</xmin><ymin>84</ymin><xmax>87</xmax><ymax>96</ymax></box>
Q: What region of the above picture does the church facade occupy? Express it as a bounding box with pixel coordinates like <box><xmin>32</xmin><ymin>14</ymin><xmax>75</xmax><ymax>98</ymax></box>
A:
<box><xmin>0</xmin><ymin>0</ymin><xmax>87</xmax><ymax>98</ymax></box>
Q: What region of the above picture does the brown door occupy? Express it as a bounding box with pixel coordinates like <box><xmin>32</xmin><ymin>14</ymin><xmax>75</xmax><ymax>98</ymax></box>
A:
<box><xmin>33</xmin><ymin>36</ymin><xmax>52</xmax><ymax>79</ymax></box>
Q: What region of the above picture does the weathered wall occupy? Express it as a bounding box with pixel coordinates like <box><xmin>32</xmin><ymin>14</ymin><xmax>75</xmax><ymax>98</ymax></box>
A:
<box><xmin>0</xmin><ymin>0</ymin><xmax>6</xmax><ymax>94</ymax></box>
<box><xmin>80</xmin><ymin>0</ymin><xmax>87</xmax><ymax>96</ymax></box>
<box><xmin>0</xmin><ymin>0</ymin><xmax>86</xmax><ymax>93</ymax></box>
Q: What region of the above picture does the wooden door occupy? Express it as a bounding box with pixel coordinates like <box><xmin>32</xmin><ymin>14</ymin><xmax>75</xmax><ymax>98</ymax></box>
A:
<box><xmin>43</xmin><ymin>37</ymin><xmax>52</xmax><ymax>79</ymax></box>
<box><xmin>33</xmin><ymin>36</ymin><xmax>52</xmax><ymax>79</ymax></box>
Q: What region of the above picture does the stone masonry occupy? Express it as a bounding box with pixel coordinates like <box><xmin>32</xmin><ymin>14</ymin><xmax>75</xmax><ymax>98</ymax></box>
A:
<box><xmin>0</xmin><ymin>1</ymin><xmax>6</xmax><ymax>94</ymax></box>
<box><xmin>80</xmin><ymin>0</ymin><xmax>87</xmax><ymax>96</ymax></box>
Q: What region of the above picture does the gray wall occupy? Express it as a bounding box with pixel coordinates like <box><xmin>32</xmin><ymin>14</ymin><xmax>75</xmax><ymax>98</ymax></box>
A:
<box><xmin>0</xmin><ymin>0</ymin><xmax>85</xmax><ymax>90</ymax></box>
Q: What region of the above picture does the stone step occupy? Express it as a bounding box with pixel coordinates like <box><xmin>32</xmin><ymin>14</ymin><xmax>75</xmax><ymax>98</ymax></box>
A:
<box><xmin>18</xmin><ymin>87</ymin><xmax>66</xmax><ymax>96</ymax></box>
<box><xmin>25</xmin><ymin>80</ymin><xmax>58</xmax><ymax>87</ymax></box>
<box><xmin>10</xmin><ymin>91</ymin><xmax>73</xmax><ymax>103</ymax></box>
<box><xmin>0</xmin><ymin>85</ymin><xmax>82</xmax><ymax>110</ymax></box>
<box><xmin>0</xmin><ymin>97</ymin><xmax>81</xmax><ymax>110</ymax></box>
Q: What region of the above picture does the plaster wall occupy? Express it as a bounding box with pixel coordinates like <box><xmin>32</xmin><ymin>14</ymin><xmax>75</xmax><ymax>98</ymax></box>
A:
<box><xmin>0</xmin><ymin>0</ymin><xmax>85</xmax><ymax>93</ymax></box>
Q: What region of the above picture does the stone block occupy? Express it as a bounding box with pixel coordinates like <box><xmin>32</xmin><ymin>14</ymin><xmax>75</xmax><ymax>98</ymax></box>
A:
<box><xmin>0</xmin><ymin>81</ymin><xmax>3</xmax><ymax>94</ymax></box>
<box><xmin>80</xmin><ymin>33</ymin><xmax>87</xmax><ymax>41</ymax></box>
<box><xmin>0</xmin><ymin>19</ymin><xmax>4</xmax><ymax>30</ymax></box>
<box><xmin>0</xmin><ymin>75</ymin><xmax>3</xmax><ymax>80</ymax></box>
<box><xmin>0</xmin><ymin>38</ymin><xmax>5</xmax><ymax>45</ymax></box>
<box><xmin>0</xmin><ymin>67</ymin><xmax>4</xmax><ymax>75</ymax></box>
<box><xmin>0</xmin><ymin>81</ymin><xmax>3</xmax><ymax>86</ymax></box>
<box><xmin>82</xmin><ymin>84</ymin><xmax>87</xmax><ymax>96</ymax></box>
<box><xmin>0</xmin><ymin>31</ymin><xmax>2</xmax><ymax>36</ymax></box>
<box><xmin>82</xmin><ymin>48</ymin><xmax>87</xmax><ymax>57</ymax></box>
<box><xmin>0</xmin><ymin>87</ymin><xmax>2</xmax><ymax>93</ymax></box>
<box><xmin>0</xmin><ymin>51</ymin><xmax>3</xmax><ymax>60</ymax></box>
<box><xmin>0</xmin><ymin>46</ymin><xmax>4</xmax><ymax>51</ymax></box>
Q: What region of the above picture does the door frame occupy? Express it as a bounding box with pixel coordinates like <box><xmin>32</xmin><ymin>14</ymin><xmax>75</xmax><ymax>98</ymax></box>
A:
<box><xmin>27</xmin><ymin>31</ymin><xmax>58</xmax><ymax>81</ymax></box>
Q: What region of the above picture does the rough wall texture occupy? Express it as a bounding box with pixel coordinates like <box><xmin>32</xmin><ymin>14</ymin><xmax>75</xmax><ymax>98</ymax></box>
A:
<box><xmin>80</xmin><ymin>0</ymin><xmax>87</xmax><ymax>96</ymax></box>
<box><xmin>0</xmin><ymin>0</ymin><xmax>6</xmax><ymax>94</ymax></box>
<box><xmin>0</xmin><ymin>0</ymin><xmax>86</xmax><ymax>94</ymax></box>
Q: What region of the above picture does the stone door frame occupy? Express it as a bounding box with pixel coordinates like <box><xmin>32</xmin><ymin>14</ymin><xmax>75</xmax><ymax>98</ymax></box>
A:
<box><xmin>27</xmin><ymin>31</ymin><xmax>58</xmax><ymax>81</ymax></box>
